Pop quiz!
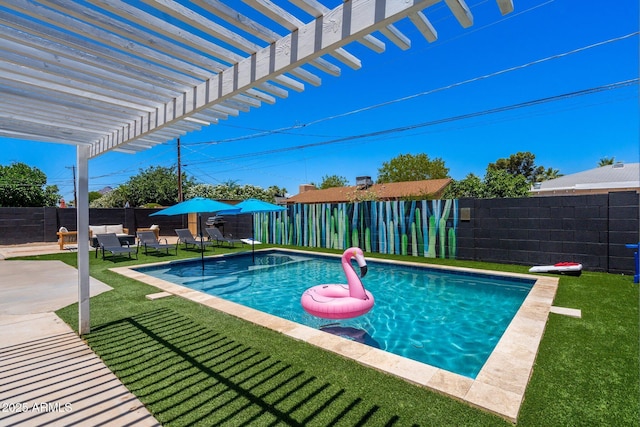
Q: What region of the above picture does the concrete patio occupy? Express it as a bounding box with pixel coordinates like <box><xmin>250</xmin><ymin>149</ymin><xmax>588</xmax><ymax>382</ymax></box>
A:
<box><xmin>0</xmin><ymin>256</ymin><xmax>160</xmax><ymax>426</ymax></box>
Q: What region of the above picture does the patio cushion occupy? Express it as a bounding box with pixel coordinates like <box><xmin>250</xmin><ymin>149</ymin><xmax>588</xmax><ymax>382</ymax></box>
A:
<box><xmin>89</xmin><ymin>225</ymin><xmax>107</xmax><ymax>235</ymax></box>
<box><xmin>90</xmin><ymin>224</ymin><xmax>129</xmax><ymax>236</ymax></box>
<box><xmin>105</xmin><ymin>224</ymin><xmax>124</xmax><ymax>234</ymax></box>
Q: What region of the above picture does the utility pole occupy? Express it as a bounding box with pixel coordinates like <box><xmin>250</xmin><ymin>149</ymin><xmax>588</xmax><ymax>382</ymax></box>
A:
<box><xmin>177</xmin><ymin>138</ymin><xmax>183</xmax><ymax>202</ymax></box>
<box><xmin>66</xmin><ymin>165</ymin><xmax>77</xmax><ymax>207</ymax></box>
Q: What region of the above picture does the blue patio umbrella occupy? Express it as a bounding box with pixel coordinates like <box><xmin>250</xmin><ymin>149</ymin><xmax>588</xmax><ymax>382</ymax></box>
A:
<box><xmin>218</xmin><ymin>198</ymin><xmax>286</xmax><ymax>262</ymax></box>
<box><xmin>150</xmin><ymin>197</ymin><xmax>240</xmax><ymax>269</ymax></box>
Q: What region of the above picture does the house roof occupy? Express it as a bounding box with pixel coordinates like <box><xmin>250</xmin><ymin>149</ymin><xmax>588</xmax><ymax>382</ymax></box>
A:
<box><xmin>531</xmin><ymin>163</ymin><xmax>640</xmax><ymax>194</ymax></box>
<box><xmin>286</xmin><ymin>179</ymin><xmax>452</xmax><ymax>204</ymax></box>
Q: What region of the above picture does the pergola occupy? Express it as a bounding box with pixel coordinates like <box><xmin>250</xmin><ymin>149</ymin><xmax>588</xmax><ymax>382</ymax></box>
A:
<box><xmin>0</xmin><ymin>0</ymin><xmax>513</xmax><ymax>334</ymax></box>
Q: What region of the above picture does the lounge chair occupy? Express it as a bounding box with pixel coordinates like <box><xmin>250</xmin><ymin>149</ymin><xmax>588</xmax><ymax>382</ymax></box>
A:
<box><xmin>175</xmin><ymin>228</ymin><xmax>214</xmax><ymax>251</ymax></box>
<box><xmin>95</xmin><ymin>233</ymin><xmax>138</xmax><ymax>260</ymax></box>
<box><xmin>205</xmin><ymin>227</ymin><xmax>243</xmax><ymax>247</ymax></box>
<box><xmin>136</xmin><ymin>225</ymin><xmax>160</xmax><ymax>239</ymax></box>
<box><xmin>137</xmin><ymin>230</ymin><xmax>177</xmax><ymax>255</ymax></box>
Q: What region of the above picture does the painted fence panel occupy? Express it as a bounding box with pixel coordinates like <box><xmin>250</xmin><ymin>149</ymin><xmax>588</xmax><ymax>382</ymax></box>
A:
<box><xmin>254</xmin><ymin>200</ymin><xmax>459</xmax><ymax>259</ymax></box>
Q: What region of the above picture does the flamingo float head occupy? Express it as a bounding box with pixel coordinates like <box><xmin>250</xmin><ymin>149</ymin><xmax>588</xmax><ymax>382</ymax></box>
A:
<box><xmin>346</xmin><ymin>247</ymin><xmax>367</xmax><ymax>278</ymax></box>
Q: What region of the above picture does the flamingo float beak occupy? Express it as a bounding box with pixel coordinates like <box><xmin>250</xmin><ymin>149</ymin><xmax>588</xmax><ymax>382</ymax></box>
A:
<box><xmin>353</xmin><ymin>250</ymin><xmax>368</xmax><ymax>278</ymax></box>
<box><xmin>360</xmin><ymin>265</ymin><xmax>368</xmax><ymax>278</ymax></box>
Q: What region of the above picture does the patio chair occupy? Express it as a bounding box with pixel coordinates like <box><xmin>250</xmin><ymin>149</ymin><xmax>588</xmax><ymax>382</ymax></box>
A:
<box><xmin>205</xmin><ymin>227</ymin><xmax>243</xmax><ymax>248</ymax></box>
<box><xmin>137</xmin><ymin>230</ymin><xmax>177</xmax><ymax>255</ymax></box>
<box><xmin>175</xmin><ymin>228</ymin><xmax>214</xmax><ymax>251</ymax></box>
<box><xmin>95</xmin><ymin>233</ymin><xmax>138</xmax><ymax>260</ymax></box>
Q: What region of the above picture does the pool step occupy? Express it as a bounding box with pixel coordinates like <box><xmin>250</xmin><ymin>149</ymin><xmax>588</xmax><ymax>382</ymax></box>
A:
<box><xmin>146</xmin><ymin>291</ymin><xmax>172</xmax><ymax>300</ymax></box>
<box><xmin>550</xmin><ymin>306</ymin><xmax>582</xmax><ymax>318</ymax></box>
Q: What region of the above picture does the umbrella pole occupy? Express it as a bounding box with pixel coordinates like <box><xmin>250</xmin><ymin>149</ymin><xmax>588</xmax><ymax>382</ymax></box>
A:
<box><xmin>251</xmin><ymin>214</ymin><xmax>255</xmax><ymax>263</ymax></box>
<box><xmin>199</xmin><ymin>213</ymin><xmax>204</xmax><ymax>271</ymax></box>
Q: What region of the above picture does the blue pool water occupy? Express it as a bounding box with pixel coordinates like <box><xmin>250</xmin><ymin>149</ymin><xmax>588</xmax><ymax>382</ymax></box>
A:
<box><xmin>136</xmin><ymin>250</ymin><xmax>534</xmax><ymax>378</ymax></box>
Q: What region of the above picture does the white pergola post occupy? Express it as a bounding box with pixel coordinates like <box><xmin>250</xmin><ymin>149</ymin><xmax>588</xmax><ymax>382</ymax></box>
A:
<box><xmin>77</xmin><ymin>145</ymin><xmax>90</xmax><ymax>335</ymax></box>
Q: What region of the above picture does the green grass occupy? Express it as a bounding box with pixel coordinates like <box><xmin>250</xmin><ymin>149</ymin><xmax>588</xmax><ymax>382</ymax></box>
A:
<box><xmin>518</xmin><ymin>269</ymin><xmax>639</xmax><ymax>425</ymax></box>
<box><xmin>15</xmin><ymin>245</ymin><xmax>639</xmax><ymax>426</ymax></box>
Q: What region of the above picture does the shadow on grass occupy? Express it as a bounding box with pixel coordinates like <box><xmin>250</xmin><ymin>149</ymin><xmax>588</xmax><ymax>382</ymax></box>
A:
<box><xmin>86</xmin><ymin>308</ymin><xmax>410</xmax><ymax>427</ymax></box>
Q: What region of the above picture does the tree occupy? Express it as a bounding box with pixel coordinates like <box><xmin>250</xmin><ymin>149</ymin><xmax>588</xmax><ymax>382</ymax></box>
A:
<box><xmin>221</xmin><ymin>179</ymin><xmax>240</xmax><ymax>190</ymax></box>
<box><xmin>488</xmin><ymin>152</ymin><xmax>544</xmax><ymax>184</ymax></box>
<box><xmin>90</xmin><ymin>187</ymin><xmax>128</xmax><ymax>208</ymax></box>
<box><xmin>483</xmin><ymin>168</ymin><xmax>530</xmax><ymax>198</ymax></box>
<box><xmin>89</xmin><ymin>166</ymin><xmax>287</xmax><ymax>207</ymax></box>
<box><xmin>377</xmin><ymin>153</ymin><xmax>449</xmax><ymax>183</ymax></box>
<box><xmin>88</xmin><ymin>191</ymin><xmax>103</xmax><ymax>204</ymax></box>
<box><xmin>89</xmin><ymin>165</ymin><xmax>194</xmax><ymax>208</ymax></box>
<box><xmin>598</xmin><ymin>157</ymin><xmax>615</xmax><ymax>167</ymax></box>
<box><xmin>0</xmin><ymin>162</ymin><xmax>61</xmax><ymax>207</ymax></box>
<box><xmin>443</xmin><ymin>173</ymin><xmax>484</xmax><ymax>199</ymax></box>
<box><xmin>121</xmin><ymin>165</ymin><xmax>194</xmax><ymax>207</ymax></box>
<box><xmin>445</xmin><ymin>169</ymin><xmax>530</xmax><ymax>199</ymax></box>
<box><xmin>184</xmin><ymin>182</ymin><xmax>282</xmax><ymax>202</ymax></box>
<box><xmin>538</xmin><ymin>167</ymin><xmax>562</xmax><ymax>182</ymax></box>
<box><xmin>266</xmin><ymin>185</ymin><xmax>287</xmax><ymax>199</ymax></box>
<box><xmin>319</xmin><ymin>174</ymin><xmax>348</xmax><ymax>189</ymax></box>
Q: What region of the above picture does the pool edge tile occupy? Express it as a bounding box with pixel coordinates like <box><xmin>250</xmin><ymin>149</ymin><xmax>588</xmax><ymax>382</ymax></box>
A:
<box><xmin>307</xmin><ymin>333</ymin><xmax>373</xmax><ymax>360</ymax></box>
<box><xmin>285</xmin><ymin>324</ymin><xmax>326</xmax><ymax>341</ymax></box>
<box><xmin>357</xmin><ymin>348</ymin><xmax>438</xmax><ymax>387</ymax></box>
<box><xmin>427</xmin><ymin>369</ymin><xmax>474</xmax><ymax>399</ymax></box>
<box><xmin>465</xmin><ymin>381</ymin><xmax>522</xmax><ymax>423</ymax></box>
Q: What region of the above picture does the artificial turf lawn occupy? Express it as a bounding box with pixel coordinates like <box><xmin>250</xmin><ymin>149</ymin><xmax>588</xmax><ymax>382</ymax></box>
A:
<box><xmin>17</xmin><ymin>246</ymin><xmax>639</xmax><ymax>425</ymax></box>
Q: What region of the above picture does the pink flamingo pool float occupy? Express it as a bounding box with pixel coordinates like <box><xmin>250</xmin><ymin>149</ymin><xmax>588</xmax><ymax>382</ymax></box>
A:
<box><xmin>301</xmin><ymin>247</ymin><xmax>375</xmax><ymax>319</ymax></box>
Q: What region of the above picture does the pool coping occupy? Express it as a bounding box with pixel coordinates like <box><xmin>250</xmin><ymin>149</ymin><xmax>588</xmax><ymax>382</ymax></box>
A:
<box><xmin>110</xmin><ymin>248</ymin><xmax>558</xmax><ymax>422</ymax></box>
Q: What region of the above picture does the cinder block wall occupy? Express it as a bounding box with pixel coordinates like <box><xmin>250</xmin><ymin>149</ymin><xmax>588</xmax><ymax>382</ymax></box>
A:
<box><xmin>0</xmin><ymin>207</ymin><xmax>252</xmax><ymax>244</ymax></box>
<box><xmin>456</xmin><ymin>192</ymin><xmax>638</xmax><ymax>274</ymax></box>
<box><xmin>609</xmin><ymin>191</ymin><xmax>640</xmax><ymax>274</ymax></box>
<box><xmin>0</xmin><ymin>207</ymin><xmax>48</xmax><ymax>244</ymax></box>
<box><xmin>1</xmin><ymin>193</ymin><xmax>637</xmax><ymax>275</ymax></box>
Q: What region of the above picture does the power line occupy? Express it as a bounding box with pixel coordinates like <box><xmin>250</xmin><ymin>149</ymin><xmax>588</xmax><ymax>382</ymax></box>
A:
<box><xmin>73</xmin><ymin>29</ymin><xmax>636</xmax><ymax>186</ymax></box>
<box><xmin>302</xmin><ymin>33</ymin><xmax>639</xmax><ymax>128</ymax></box>
<box><xmin>88</xmin><ymin>145</ymin><xmax>176</xmax><ymax>180</ymax></box>
<box><xmin>183</xmin><ymin>31</ymin><xmax>638</xmax><ymax>148</ymax></box>
<box><xmin>184</xmin><ymin>79</ymin><xmax>637</xmax><ymax>165</ymax></box>
<box><xmin>184</xmin><ymin>0</ymin><xmax>557</xmax><ymax>146</ymax></box>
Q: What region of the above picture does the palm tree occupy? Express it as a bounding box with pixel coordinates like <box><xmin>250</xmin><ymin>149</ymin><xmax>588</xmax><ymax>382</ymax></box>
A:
<box><xmin>222</xmin><ymin>179</ymin><xmax>240</xmax><ymax>189</ymax></box>
<box><xmin>538</xmin><ymin>167</ymin><xmax>563</xmax><ymax>182</ymax></box>
<box><xmin>598</xmin><ymin>157</ymin><xmax>615</xmax><ymax>167</ymax></box>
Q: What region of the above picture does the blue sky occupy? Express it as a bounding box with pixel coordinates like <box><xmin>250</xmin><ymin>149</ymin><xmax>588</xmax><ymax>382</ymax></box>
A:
<box><xmin>1</xmin><ymin>0</ymin><xmax>638</xmax><ymax>200</ymax></box>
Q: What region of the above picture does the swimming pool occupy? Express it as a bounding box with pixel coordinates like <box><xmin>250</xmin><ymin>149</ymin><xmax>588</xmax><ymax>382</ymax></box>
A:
<box><xmin>135</xmin><ymin>250</ymin><xmax>535</xmax><ymax>379</ymax></box>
